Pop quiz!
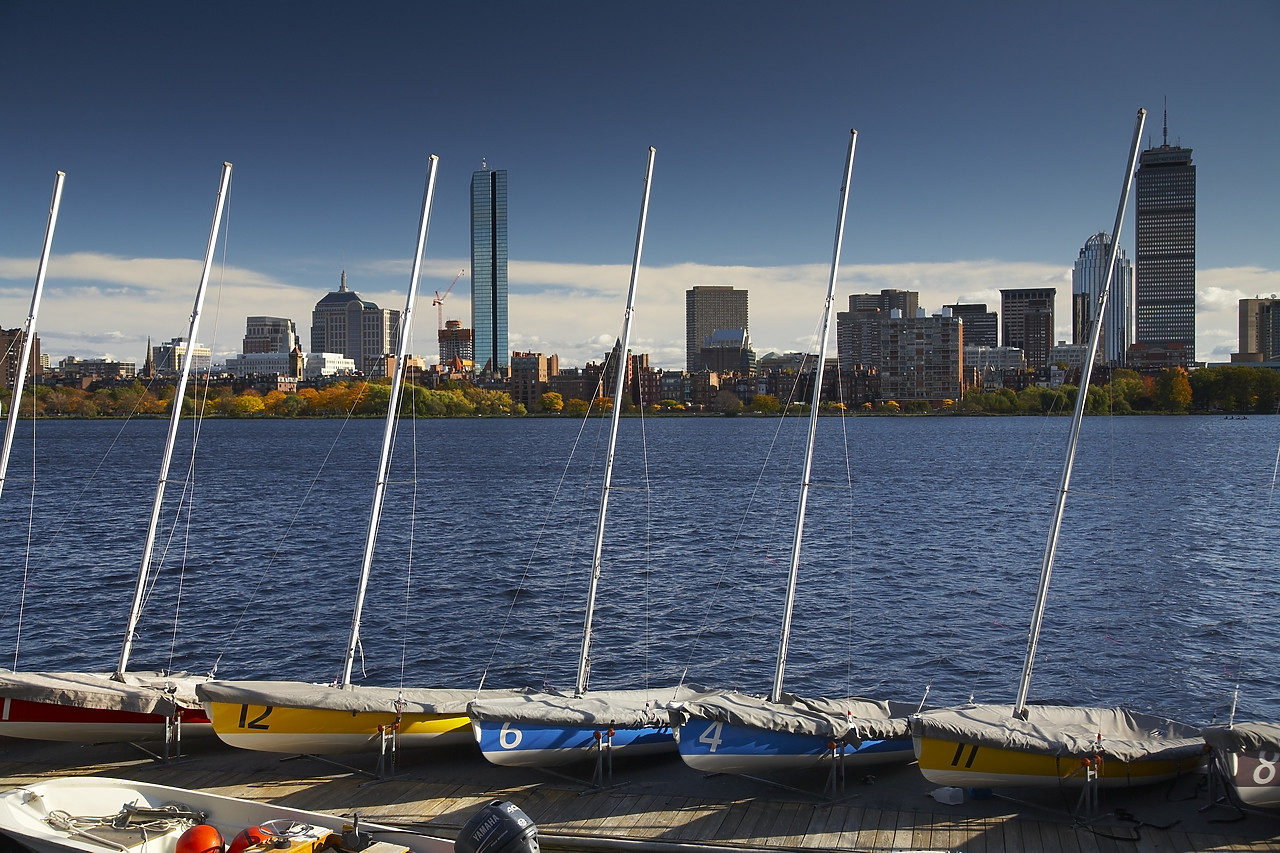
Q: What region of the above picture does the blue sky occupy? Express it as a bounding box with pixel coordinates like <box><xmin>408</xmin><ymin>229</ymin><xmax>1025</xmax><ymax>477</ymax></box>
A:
<box><xmin>1</xmin><ymin>1</ymin><xmax>1277</xmax><ymax>369</ymax></box>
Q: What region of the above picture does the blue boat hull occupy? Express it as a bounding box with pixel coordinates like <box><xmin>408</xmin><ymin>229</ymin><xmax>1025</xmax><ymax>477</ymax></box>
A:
<box><xmin>471</xmin><ymin>718</ymin><xmax>677</xmax><ymax>767</ymax></box>
<box><xmin>674</xmin><ymin>718</ymin><xmax>915</xmax><ymax>774</ymax></box>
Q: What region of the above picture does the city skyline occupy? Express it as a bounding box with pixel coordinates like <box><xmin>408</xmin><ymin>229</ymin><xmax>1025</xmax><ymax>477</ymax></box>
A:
<box><xmin>1</xmin><ymin>2</ymin><xmax>1277</xmax><ymax>370</ymax></box>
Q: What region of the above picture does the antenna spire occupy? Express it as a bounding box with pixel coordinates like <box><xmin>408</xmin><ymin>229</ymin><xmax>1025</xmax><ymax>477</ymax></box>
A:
<box><xmin>1163</xmin><ymin>96</ymin><xmax>1168</xmax><ymax>147</ymax></box>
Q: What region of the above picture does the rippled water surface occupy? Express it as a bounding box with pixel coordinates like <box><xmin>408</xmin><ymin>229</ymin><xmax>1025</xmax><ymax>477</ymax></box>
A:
<box><xmin>2</xmin><ymin>413</ymin><xmax>1276</xmax><ymax>725</ymax></box>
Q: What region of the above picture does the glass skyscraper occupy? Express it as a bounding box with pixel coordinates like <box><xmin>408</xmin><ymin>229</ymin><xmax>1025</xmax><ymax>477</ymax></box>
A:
<box><xmin>1134</xmin><ymin>113</ymin><xmax>1195</xmax><ymax>362</ymax></box>
<box><xmin>1071</xmin><ymin>232</ymin><xmax>1132</xmax><ymax>367</ymax></box>
<box><xmin>471</xmin><ymin>166</ymin><xmax>508</xmax><ymax>373</ymax></box>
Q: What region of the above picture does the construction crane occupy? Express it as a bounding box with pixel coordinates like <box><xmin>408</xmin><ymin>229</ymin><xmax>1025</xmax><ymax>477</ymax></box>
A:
<box><xmin>433</xmin><ymin>269</ymin><xmax>466</xmax><ymax>331</ymax></box>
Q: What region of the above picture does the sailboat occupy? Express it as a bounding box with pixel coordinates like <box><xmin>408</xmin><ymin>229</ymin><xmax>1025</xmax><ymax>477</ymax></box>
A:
<box><xmin>1202</xmin><ymin>712</ymin><xmax>1280</xmax><ymax>808</ymax></box>
<box><xmin>0</xmin><ymin>163</ymin><xmax>233</xmax><ymax>746</ymax></box>
<box><xmin>669</xmin><ymin>131</ymin><xmax>918</xmax><ymax>777</ymax></box>
<box><xmin>197</xmin><ymin>156</ymin><xmax>517</xmax><ymax>755</ymax></box>
<box><xmin>911</xmin><ymin>109</ymin><xmax>1209</xmax><ymax>789</ymax></box>
<box><xmin>467</xmin><ymin>148</ymin><xmax>713</xmax><ymax>769</ymax></box>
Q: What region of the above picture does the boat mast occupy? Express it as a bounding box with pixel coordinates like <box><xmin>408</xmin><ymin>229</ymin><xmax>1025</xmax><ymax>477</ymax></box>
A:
<box><xmin>575</xmin><ymin>146</ymin><xmax>656</xmax><ymax>697</ymax></box>
<box><xmin>340</xmin><ymin>155</ymin><xmax>440</xmax><ymax>688</ymax></box>
<box><xmin>116</xmin><ymin>162</ymin><xmax>232</xmax><ymax>679</ymax></box>
<box><xmin>1013</xmin><ymin>110</ymin><xmax>1146</xmax><ymax>717</ymax></box>
<box><xmin>771</xmin><ymin>130</ymin><xmax>857</xmax><ymax>704</ymax></box>
<box><xmin>0</xmin><ymin>171</ymin><xmax>65</xmax><ymax>503</ymax></box>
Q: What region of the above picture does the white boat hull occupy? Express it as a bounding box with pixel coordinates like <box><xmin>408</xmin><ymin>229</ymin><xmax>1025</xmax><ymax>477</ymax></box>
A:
<box><xmin>0</xmin><ymin>776</ymin><xmax>452</xmax><ymax>853</ymax></box>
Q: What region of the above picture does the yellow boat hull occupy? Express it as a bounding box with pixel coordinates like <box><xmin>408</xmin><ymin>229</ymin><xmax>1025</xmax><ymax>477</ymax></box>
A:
<box><xmin>204</xmin><ymin>700</ymin><xmax>472</xmax><ymax>754</ymax></box>
<box><xmin>913</xmin><ymin>733</ymin><xmax>1206</xmax><ymax>789</ymax></box>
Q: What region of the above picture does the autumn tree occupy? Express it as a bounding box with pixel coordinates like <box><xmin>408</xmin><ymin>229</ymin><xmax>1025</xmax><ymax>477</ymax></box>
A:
<box><xmin>1153</xmin><ymin>366</ymin><xmax>1192</xmax><ymax>413</ymax></box>
<box><xmin>540</xmin><ymin>391</ymin><xmax>564</xmax><ymax>413</ymax></box>
<box><xmin>750</xmin><ymin>394</ymin><xmax>781</xmax><ymax>414</ymax></box>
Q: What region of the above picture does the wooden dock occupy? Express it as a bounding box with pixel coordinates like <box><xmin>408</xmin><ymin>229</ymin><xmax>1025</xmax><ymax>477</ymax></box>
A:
<box><xmin>3</xmin><ymin>736</ymin><xmax>1279</xmax><ymax>853</ymax></box>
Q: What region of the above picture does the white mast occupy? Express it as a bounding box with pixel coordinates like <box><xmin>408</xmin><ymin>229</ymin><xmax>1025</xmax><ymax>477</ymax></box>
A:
<box><xmin>340</xmin><ymin>155</ymin><xmax>440</xmax><ymax>688</ymax></box>
<box><xmin>575</xmin><ymin>146</ymin><xmax>656</xmax><ymax>697</ymax></box>
<box><xmin>771</xmin><ymin>130</ymin><xmax>857</xmax><ymax>704</ymax></box>
<box><xmin>1013</xmin><ymin>110</ymin><xmax>1147</xmax><ymax>717</ymax></box>
<box><xmin>116</xmin><ymin>162</ymin><xmax>233</xmax><ymax>679</ymax></box>
<box><xmin>0</xmin><ymin>171</ymin><xmax>65</xmax><ymax>502</ymax></box>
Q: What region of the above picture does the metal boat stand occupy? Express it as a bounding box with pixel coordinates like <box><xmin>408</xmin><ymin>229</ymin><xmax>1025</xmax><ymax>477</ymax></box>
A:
<box><xmin>123</xmin><ymin>714</ymin><xmax>187</xmax><ymax>763</ymax></box>
<box><xmin>1199</xmin><ymin>754</ymin><xmax>1248</xmax><ymax>822</ymax></box>
<box><xmin>280</xmin><ymin>722</ymin><xmax>403</xmax><ymax>786</ymax></box>
<box><xmin>698</xmin><ymin>746</ymin><xmax>862</xmax><ymax>804</ymax></box>
<box><xmin>518</xmin><ymin>733</ymin><xmax>633</xmax><ymax>796</ymax></box>
<box><xmin>1072</xmin><ymin>756</ymin><xmax>1101</xmax><ymax>821</ymax></box>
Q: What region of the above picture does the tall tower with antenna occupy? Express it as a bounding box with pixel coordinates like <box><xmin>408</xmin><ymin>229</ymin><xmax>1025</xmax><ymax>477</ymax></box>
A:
<box><xmin>1134</xmin><ymin>103</ymin><xmax>1196</xmax><ymax>366</ymax></box>
<box><xmin>471</xmin><ymin>161</ymin><xmax>509</xmax><ymax>375</ymax></box>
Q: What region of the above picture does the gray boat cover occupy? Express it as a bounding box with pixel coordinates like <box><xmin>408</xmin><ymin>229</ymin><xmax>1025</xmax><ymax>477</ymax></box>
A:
<box><xmin>666</xmin><ymin>691</ymin><xmax>914</xmax><ymax>741</ymax></box>
<box><xmin>911</xmin><ymin>703</ymin><xmax>1208</xmax><ymax>763</ymax></box>
<box><xmin>1202</xmin><ymin>722</ymin><xmax>1280</xmax><ymax>754</ymax></box>
<box><xmin>0</xmin><ymin>670</ymin><xmax>207</xmax><ymax>714</ymax></box>
<box><xmin>196</xmin><ymin>680</ymin><xmax>522</xmax><ymax>714</ymax></box>
<box><xmin>468</xmin><ymin>684</ymin><xmax>719</xmax><ymax>727</ymax></box>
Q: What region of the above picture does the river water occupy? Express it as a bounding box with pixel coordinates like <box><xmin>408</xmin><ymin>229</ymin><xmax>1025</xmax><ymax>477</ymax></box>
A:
<box><xmin>1</xmin><ymin>413</ymin><xmax>1276</xmax><ymax>726</ymax></box>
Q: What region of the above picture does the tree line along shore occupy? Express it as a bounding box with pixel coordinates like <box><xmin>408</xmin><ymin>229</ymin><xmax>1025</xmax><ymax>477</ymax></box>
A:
<box><xmin>1</xmin><ymin>364</ymin><xmax>1276</xmax><ymax>419</ymax></box>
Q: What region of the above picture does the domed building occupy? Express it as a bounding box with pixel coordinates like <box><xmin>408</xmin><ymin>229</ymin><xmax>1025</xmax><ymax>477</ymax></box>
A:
<box><xmin>310</xmin><ymin>271</ymin><xmax>400</xmax><ymax>376</ymax></box>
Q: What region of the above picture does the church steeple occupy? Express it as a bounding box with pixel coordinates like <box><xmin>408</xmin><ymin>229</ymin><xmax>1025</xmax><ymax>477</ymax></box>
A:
<box><xmin>142</xmin><ymin>336</ymin><xmax>155</xmax><ymax>378</ymax></box>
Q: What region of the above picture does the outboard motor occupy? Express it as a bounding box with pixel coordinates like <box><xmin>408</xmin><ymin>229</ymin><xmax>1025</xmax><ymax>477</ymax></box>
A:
<box><xmin>455</xmin><ymin>800</ymin><xmax>538</xmax><ymax>853</ymax></box>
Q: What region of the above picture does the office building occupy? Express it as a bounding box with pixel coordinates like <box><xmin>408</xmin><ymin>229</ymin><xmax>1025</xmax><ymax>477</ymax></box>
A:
<box><xmin>836</xmin><ymin>290</ymin><xmax>920</xmax><ymax>372</ymax></box>
<box><xmin>225</xmin><ymin>344</ymin><xmax>307</xmax><ymax>379</ymax></box>
<box><xmin>439</xmin><ymin>319</ymin><xmax>475</xmax><ymax>371</ymax></box>
<box><xmin>700</xmin><ymin>328</ymin><xmax>756</xmax><ymax>376</ymax></box>
<box><xmin>1000</xmin><ymin>288</ymin><xmax>1055</xmax><ymax>369</ymax></box>
<box><xmin>471</xmin><ymin>165</ymin><xmax>509</xmax><ymax>374</ymax></box>
<box><xmin>943</xmin><ymin>304</ymin><xmax>998</xmax><ymax>348</ymax></box>
<box><xmin>849</xmin><ymin>289</ymin><xmax>918</xmax><ymax>316</ymax></box>
<box><xmin>686</xmin><ymin>286</ymin><xmax>748</xmax><ymax>373</ymax></box>
<box><xmin>965</xmin><ymin>345</ymin><xmax>1025</xmax><ymax>391</ymax></box>
<box><xmin>879</xmin><ymin>308</ymin><xmax>963</xmax><ymax>405</ymax></box>
<box><xmin>1071</xmin><ymin>233</ymin><xmax>1133</xmax><ymax>366</ymax></box>
<box><xmin>0</xmin><ymin>327</ymin><xmax>40</xmax><ymax>390</ymax></box>
<box><xmin>510</xmin><ymin>351</ymin><xmax>559</xmax><ymax>412</ymax></box>
<box><xmin>1238</xmin><ymin>298</ymin><xmax>1280</xmax><ymax>361</ymax></box>
<box><xmin>55</xmin><ymin>357</ymin><xmax>135</xmax><ymax>381</ymax></box>
<box><xmin>153</xmin><ymin>338</ymin><xmax>212</xmax><ymax>375</ymax></box>
<box><xmin>243</xmin><ymin>317</ymin><xmax>298</xmax><ymax>354</ymax></box>
<box><xmin>1135</xmin><ymin>111</ymin><xmax>1195</xmax><ymax>364</ymax></box>
<box><xmin>310</xmin><ymin>271</ymin><xmax>401</xmax><ymax>376</ymax></box>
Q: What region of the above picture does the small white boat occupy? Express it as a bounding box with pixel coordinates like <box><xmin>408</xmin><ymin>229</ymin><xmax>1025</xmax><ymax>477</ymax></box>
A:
<box><xmin>0</xmin><ymin>776</ymin><xmax>454</xmax><ymax>853</ymax></box>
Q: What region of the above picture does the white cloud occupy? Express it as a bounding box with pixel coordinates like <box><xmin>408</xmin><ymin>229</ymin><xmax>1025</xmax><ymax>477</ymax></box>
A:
<box><xmin>3</xmin><ymin>252</ymin><xmax>1277</xmax><ymax>370</ymax></box>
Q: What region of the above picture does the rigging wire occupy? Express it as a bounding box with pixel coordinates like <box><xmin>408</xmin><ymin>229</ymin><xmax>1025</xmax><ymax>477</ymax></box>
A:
<box><xmin>210</xmin><ymin>381</ymin><xmax>372</xmax><ymax>677</ymax></box>
<box><xmin>475</xmin><ymin>373</ymin><xmax>599</xmax><ymax>692</ymax></box>
<box><xmin>674</xmin><ymin>316</ymin><xmax>822</xmax><ymax>694</ymax></box>
<box><xmin>10</xmin><ymin>376</ymin><xmax>39</xmax><ymax>669</ymax></box>
<box><xmin>399</xmin><ymin>326</ymin><xmax>420</xmax><ymax>694</ymax></box>
<box><xmin>162</xmin><ymin>172</ymin><xmax>233</xmax><ymax>675</ymax></box>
